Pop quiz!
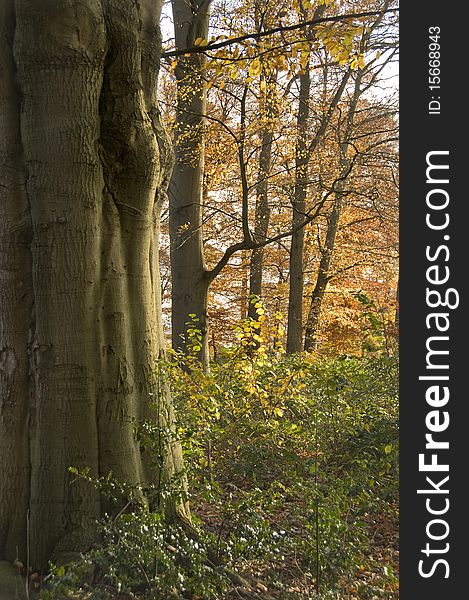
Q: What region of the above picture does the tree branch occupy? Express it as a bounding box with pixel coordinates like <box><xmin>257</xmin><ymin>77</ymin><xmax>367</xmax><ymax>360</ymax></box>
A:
<box><xmin>162</xmin><ymin>8</ymin><xmax>399</xmax><ymax>58</ymax></box>
<box><xmin>205</xmin><ymin>166</ymin><xmax>354</xmax><ymax>284</ymax></box>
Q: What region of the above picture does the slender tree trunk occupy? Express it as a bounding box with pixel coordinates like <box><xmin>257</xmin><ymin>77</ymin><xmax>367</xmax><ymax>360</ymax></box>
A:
<box><xmin>303</xmin><ymin>5</ymin><xmax>393</xmax><ymax>352</ymax></box>
<box><xmin>247</xmin><ymin>39</ymin><xmax>276</xmax><ymax>322</ymax></box>
<box><xmin>286</xmin><ymin>66</ymin><xmax>310</xmax><ymax>354</ymax></box>
<box><xmin>169</xmin><ymin>0</ymin><xmax>211</xmax><ymax>371</ymax></box>
<box><xmin>0</xmin><ymin>0</ymin><xmax>188</xmax><ymax>569</ymax></box>
<box><xmin>248</xmin><ymin>127</ymin><xmax>273</xmax><ymax>320</ymax></box>
<box><xmin>240</xmin><ymin>250</ymin><xmax>248</xmax><ymax>320</ymax></box>
<box><xmin>303</xmin><ymin>186</ymin><xmax>344</xmax><ymax>351</ymax></box>
<box><xmin>304</xmin><ymin>73</ymin><xmax>362</xmax><ymax>351</ymax></box>
<box><xmin>285</xmin><ymin>3</ymin><xmax>331</xmax><ymax>354</ymax></box>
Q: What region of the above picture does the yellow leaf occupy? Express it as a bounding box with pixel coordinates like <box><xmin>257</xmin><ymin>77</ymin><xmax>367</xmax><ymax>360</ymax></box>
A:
<box><xmin>248</xmin><ymin>58</ymin><xmax>262</xmax><ymax>78</ymax></box>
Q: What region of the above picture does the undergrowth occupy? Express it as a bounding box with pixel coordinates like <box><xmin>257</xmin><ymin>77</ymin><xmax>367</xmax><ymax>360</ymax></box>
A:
<box><xmin>40</xmin><ymin>316</ymin><xmax>398</xmax><ymax>599</ymax></box>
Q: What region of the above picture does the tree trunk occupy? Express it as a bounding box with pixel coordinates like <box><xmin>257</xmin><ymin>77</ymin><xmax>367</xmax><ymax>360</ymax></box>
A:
<box><xmin>0</xmin><ymin>0</ymin><xmax>188</xmax><ymax>569</ymax></box>
<box><xmin>240</xmin><ymin>251</ymin><xmax>248</xmax><ymax>320</ymax></box>
<box><xmin>303</xmin><ymin>189</ymin><xmax>344</xmax><ymax>351</ymax></box>
<box><xmin>304</xmin><ymin>72</ymin><xmax>362</xmax><ymax>351</ymax></box>
<box><xmin>247</xmin><ymin>126</ymin><xmax>273</xmax><ymax>323</ymax></box>
<box><xmin>283</xmin><ymin>3</ymin><xmax>330</xmax><ymax>355</ymax></box>
<box><xmin>169</xmin><ymin>0</ymin><xmax>211</xmax><ymax>371</ymax></box>
<box><xmin>286</xmin><ymin>66</ymin><xmax>310</xmax><ymax>354</ymax></box>
<box><xmin>247</xmin><ymin>16</ymin><xmax>276</xmax><ymax>323</ymax></box>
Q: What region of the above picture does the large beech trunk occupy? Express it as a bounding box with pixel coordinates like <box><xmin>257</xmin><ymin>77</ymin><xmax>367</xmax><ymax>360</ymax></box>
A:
<box><xmin>0</xmin><ymin>0</ymin><xmax>188</xmax><ymax>569</ymax></box>
<box><xmin>169</xmin><ymin>0</ymin><xmax>211</xmax><ymax>371</ymax></box>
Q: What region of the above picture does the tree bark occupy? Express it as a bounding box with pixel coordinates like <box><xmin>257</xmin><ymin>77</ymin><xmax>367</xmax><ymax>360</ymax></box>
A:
<box><xmin>286</xmin><ymin>65</ymin><xmax>310</xmax><ymax>354</ymax></box>
<box><xmin>240</xmin><ymin>251</ymin><xmax>249</xmax><ymax>320</ymax></box>
<box><xmin>304</xmin><ymin>73</ymin><xmax>362</xmax><ymax>351</ymax></box>
<box><xmin>0</xmin><ymin>0</ymin><xmax>188</xmax><ymax>569</ymax></box>
<box><xmin>285</xmin><ymin>3</ymin><xmax>331</xmax><ymax>354</ymax></box>
<box><xmin>303</xmin><ymin>186</ymin><xmax>344</xmax><ymax>351</ymax></box>
<box><xmin>248</xmin><ymin>126</ymin><xmax>273</xmax><ymax>322</ymax></box>
<box><xmin>247</xmin><ymin>7</ymin><xmax>275</xmax><ymax>325</ymax></box>
<box><xmin>169</xmin><ymin>0</ymin><xmax>211</xmax><ymax>371</ymax></box>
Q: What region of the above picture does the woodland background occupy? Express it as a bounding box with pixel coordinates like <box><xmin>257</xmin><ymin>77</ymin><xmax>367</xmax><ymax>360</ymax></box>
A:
<box><xmin>160</xmin><ymin>0</ymin><xmax>398</xmax><ymax>363</ymax></box>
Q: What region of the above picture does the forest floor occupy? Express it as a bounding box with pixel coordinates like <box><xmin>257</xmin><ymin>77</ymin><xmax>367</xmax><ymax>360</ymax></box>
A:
<box><xmin>36</xmin><ymin>354</ymin><xmax>399</xmax><ymax>600</ymax></box>
<box><xmin>194</xmin><ymin>486</ymin><xmax>399</xmax><ymax>599</ymax></box>
<box><xmin>178</xmin><ymin>353</ymin><xmax>400</xmax><ymax>600</ymax></box>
